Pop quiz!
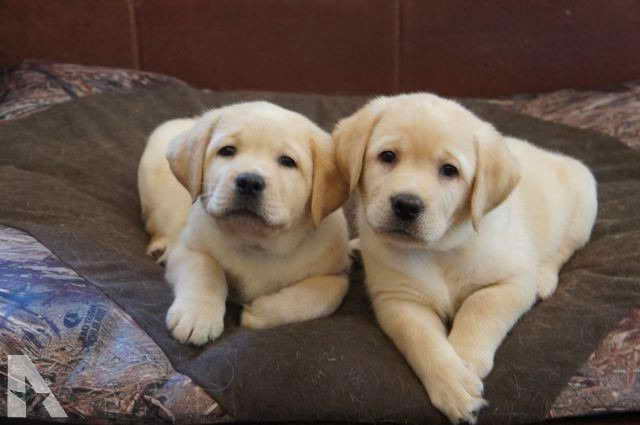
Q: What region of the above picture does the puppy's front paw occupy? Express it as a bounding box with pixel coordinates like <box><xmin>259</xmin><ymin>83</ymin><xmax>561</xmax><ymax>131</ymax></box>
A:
<box><xmin>449</xmin><ymin>334</ymin><xmax>495</xmax><ymax>379</ymax></box>
<box><xmin>166</xmin><ymin>298</ymin><xmax>224</xmax><ymax>345</ymax></box>
<box><xmin>451</xmin><ymin>343</ymin><xmax>495</xmax><ymax>379</ymax></box>
<box><xmin>426</xmin><ymin>360</ymin><xmax>487</xmax><ymax>424</ymax></box>
<box><xmin>461</xmin><ymin>351</ymin><xmax>494</xmax><ymax>380</ymax></box>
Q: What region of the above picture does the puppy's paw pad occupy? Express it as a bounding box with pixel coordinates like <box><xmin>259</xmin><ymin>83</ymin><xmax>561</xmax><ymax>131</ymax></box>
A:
<box><xmin>146</xmin><ymin>237</ymin><xmax>168</xmax><ymax>261</ymax></box>
<box><xmin>156</xmin><ymin>251</ymin><xmax>168</xmax><ymax>266</ymax></box>
<box><xmin>166</xmin><ymin>299</ymin><xmax>224</xmax><ymax>345</ymax></box>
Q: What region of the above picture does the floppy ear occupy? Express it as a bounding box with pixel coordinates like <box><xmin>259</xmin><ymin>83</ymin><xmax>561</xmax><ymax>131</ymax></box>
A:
<box><xmin>333</xmin><ymin>97</ymin><xmax>388</xmax><ymax>193</ymax></box>
<box><xmin>470</xmin><ymin>124</ymin><xmax>521</xmax><ymax>231</ymax></box>
<box><xmin>310</xmin><ymin>133</ymin><xmax>350</xmax><ymax>226</ymax></box>
<box><xmin>166</xmin><ymin>110</ymin><xmax>221</xmax><ymax>201</ymax></box>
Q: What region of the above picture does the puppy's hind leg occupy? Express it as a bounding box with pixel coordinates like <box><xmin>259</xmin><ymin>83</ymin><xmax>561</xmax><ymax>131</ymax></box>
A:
<box><xmin>138</xmin><ymin>118</ymin><xmax>195</xmax><ymax>263</ymax></box>
<box><xmin>538</xmin><ymin>164</ymin><xmax>597</xmax><ymax>299</ymax></box>
<box><xmin>143</xmin><ymin>202</ymin><xmax>189</xmax><ymax>264</ymax></box>
<box><xmin>241</xmin><ymin>274</ymin><xmax>349</xmax><ymax>329</ymax></box>
<box><xmin>536</xmin><ymin>192</ymin><xmax>596</xmax><ymax>299</ymax></box>
<box><xmin>146</xmin><ymin>234</ymin><xmax>170</xmax><ymax>263</ymax></box>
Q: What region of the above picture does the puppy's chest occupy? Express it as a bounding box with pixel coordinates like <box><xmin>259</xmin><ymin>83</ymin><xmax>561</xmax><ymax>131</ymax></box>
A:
<box><xmin>436</xmin><ymin>250</ymin><xmax>510</xmax><ymax>306</ymax></box>
<box><xmin>225</xmin><ymin>271</ymin><xmax>278</xmax><ymax>304</ymax></box>
<box><xmin>407</xmin><ymin>252</ymin><xmax>500</xmax><ymax>316</ymax></box>
<box><xmin>218</xmin><ymin>247</ymin><xmax>312</xmax><ymax>304</ymax></box>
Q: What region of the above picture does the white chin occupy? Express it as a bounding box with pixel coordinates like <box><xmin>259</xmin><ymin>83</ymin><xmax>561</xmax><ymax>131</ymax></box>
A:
<box><xmin>374</xmin><ymin>229</ymin><xmax>425</xmax><ymax>248</ymax></box>
<box><xmin>216</xmin><ymin>214</ymin><xmax>282</xmax><ymax>237</ymax></box>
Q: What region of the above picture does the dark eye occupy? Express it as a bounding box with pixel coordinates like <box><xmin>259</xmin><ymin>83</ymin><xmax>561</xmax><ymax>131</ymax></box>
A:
<box><xmin>440</xmin><ymin>163</ymin><xmax>459</xmax><ymax>177</ymax></box>
<box><xmin>218</xmin><ymin>145</ymin><xmax>236</xmax><ymax>157</ymax></box>
<box><xmin>278</xmin><ymin>155</ymin><xmax>297</xmax><ymax>168</ymax></box>
<box><xmin>378</xmin><ymin>150</ymin><xmax>397</xmax><ymax>164</ymax></box>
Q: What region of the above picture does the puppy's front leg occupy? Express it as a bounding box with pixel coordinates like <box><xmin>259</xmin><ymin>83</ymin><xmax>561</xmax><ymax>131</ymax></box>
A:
<box><xmin>241</xmin><ymin>274</ymin><xmax>349</xmax><ymax>329</ymax></box>
<box><xmin>449</xmin><ymin>278</ymin><xmax>536</xmax><ymax>379</ymax></box>
<box><xmin>165</xmin><ymin>243</ymin><xmax>227</xmax><ymax>345</ymax></box>
<box><xmin>374</xmin><ymin>298</ymin><xmax>486</xmax><ymax>424</ymax></box>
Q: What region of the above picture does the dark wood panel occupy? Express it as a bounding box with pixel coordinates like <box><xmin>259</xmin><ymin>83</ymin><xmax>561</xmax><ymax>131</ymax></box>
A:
<box><xmin>400</xmin><ymin>0</ymin><xmax>640</xmax><ymax>96</ymax></box>
<box><xmin>2</xmin><ymin>1</ymin><xmax>639</xmax><ymax>97</ymax></box>
<box><xmin>136</xmin><ymin>0</ymin><xmax>398</xmax><ymax>94</ymax></box>
<box><xmin>0</xmin><ymin>0</ymin><xmax>136</xmax><ymax>69</ymax></box>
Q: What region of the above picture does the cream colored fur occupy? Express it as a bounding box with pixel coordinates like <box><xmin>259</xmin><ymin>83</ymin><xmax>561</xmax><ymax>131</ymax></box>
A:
<box><xmin>334</xmin><ymin>93</ymin><xmax>597</xmax><ymax>424</ymax></box>
<box><xmin>138</xmin><ymin>102</ymin><xmax>350</xmax><ymax>345</ymax></box>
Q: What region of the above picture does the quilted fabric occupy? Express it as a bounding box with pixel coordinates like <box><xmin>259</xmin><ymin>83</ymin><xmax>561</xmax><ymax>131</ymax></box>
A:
<box><xmin>0</xmin><ymin>60</ymin><xmax>185</xmax><ymax>121</ymax></box>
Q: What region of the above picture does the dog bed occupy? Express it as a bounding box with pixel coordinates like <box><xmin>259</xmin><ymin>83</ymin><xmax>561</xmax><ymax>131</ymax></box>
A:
<box><xmin>1</xmin><ymin>64</ymin><xmax>639</xmax><ymax>424</ymax></box>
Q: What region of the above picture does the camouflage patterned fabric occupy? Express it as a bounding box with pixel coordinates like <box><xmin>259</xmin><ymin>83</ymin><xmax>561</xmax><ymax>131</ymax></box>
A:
<box><xmin>0</xmin><ymin>226</ymin><xmax>228</xmax><ymax>423</ymax></box>
<box><xmin>0</xmin><ymin>61</ymin><xmax>638</xmax><ymax>422</ymax></box>
<box><xmin>0</xmin><ymin>61</ymin><xmax>230</xmax><ymax>423</ymax></box>
<box><xmin>0</xmin><ymin>59</ymin><xmax>186</xmax><ymax>122</ymax></box>
<box><xmin>490</xmin><ymin>81</ymin><xmax>640</xmax><ymax>151</ymax></box>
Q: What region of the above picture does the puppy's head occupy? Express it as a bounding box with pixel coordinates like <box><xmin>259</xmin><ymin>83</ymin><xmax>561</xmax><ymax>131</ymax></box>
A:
<box><xmin>334</xmin><ymin>94</ymin><xmax>520</xmax><ymax>249</ymax></box>
<box><xmin>167</xmin><ymin>102</ymin><xmax>347</xmax><ymax>237</ymax></box>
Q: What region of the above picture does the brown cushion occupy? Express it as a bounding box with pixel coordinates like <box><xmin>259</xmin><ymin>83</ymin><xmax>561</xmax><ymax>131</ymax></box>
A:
<box><xmin>0</xmin><ymin>85</ymin><xmax>638</xmax><ymax>424</ymax></box>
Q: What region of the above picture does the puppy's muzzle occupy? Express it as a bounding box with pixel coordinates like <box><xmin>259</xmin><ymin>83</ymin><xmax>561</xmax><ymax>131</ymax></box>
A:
<box><xmin>235</xmin><ymin>172</ymin><xmax>266</xmax><ymax>197</ymax></box>
<box><xmin>391</xmin><ymin>193</ymin><xmax>424</xmax><ymax>222</ymax></box>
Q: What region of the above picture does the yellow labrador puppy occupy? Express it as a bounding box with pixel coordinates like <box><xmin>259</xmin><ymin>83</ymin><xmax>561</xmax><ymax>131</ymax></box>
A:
<box><xmin>334</xmin><ymin>94</ymin><xmax>597</xmax><ymax>423</ymax></box>
<box><xmin>138</xmin><ymin>102</ymin><xmax>350</xmax><ymax>345</ymax></box>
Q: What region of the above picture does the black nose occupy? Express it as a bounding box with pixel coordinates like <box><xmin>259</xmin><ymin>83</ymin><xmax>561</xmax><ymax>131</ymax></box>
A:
<box><xmin>236</xmin><ymin>173</ymin><xmax>265</xmax><ymax>195</ymax></box>
<box><xmin>391</xmin><ymin>193</ymin><xmax>424</xmax><ymax>221</ymax></box>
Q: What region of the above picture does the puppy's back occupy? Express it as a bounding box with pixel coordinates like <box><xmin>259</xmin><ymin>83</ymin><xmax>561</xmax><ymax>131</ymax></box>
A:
<box><xmin>138</xmin><ymin>119</ymin><xmax>195</xmax><ymax>259</ymax></box>
<box><xmin>507</xmin><ymin>137</ymin><xmax>597</xmax><ymax>265</ymax></box>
